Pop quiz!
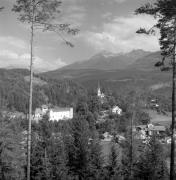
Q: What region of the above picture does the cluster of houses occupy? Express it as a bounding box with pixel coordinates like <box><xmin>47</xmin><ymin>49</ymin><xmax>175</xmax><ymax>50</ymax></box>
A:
<box><xmin>33</xmin><ymin>105</ymin><xmax>73</xmax><ymax>122</ymax></box>
<box><xmin>100</xmin><ymin>123</ymin><xmax>167</xmax><ymax>145</ymax></box>
<box><xmin>133</xmin><ymin>123</ymin><xmax>166</xmax><ymax>140</ymax></box>
<box><xmin>133</xmin><ymin>123</ymin><xmax>176</xmax><ymax>144</ymax></box>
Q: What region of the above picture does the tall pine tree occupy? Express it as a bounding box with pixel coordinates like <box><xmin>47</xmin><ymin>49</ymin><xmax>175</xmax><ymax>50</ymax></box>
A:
<box><xmin>67</xmin><ymin>116</ymin><xmax>89</xmax><ymax>180</ymax></box>
<box><xmin>134</xmin><ymin>135</ymin><xmax>169</xmax><ymax>180</ymax></box>
<box><xmin>108</xmin><ymin>143</ymin><xmax>121</xmax><ymax>180</ymax></box>
<box><xmin>12</xmin><ymin>1</ymin><xmax>78</xmax><ymax>179</ymax></box>
<box><xmin>87</xmin><ymin>138</ymin><xmax>104</xmax><ymax>180</ymax></box>
<box><xmin>135</xmin><ymin>1</ymin><xmax>176</xmax><ymax>179</ymax></box>
<box><xmin>0</xmin><ymin>117</ymin><xmax>25</xmax><ymax>180</ymax></box>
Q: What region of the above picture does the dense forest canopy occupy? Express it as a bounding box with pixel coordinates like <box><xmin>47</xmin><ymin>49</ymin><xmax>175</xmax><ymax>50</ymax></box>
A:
<box><xmin>0</xmin><ymin>69</ymin><xmax>86</xmax><ymax>113</ymax></box>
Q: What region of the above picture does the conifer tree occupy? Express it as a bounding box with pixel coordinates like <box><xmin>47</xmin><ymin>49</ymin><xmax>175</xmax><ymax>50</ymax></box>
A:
<box><xmin>108</xmin><ymin>143</ymin><xmax>121</xmax><ymax>180</ymax></box>
<box><xmin>121</xmin><ymin>135</ymin><xmax>140</xmax><ymax>180</ymax></box>
<box><xmin>67</xmin><ymin>116</ymin><xmax>90</xmax><ymax>180</ymax></box>
<box><xmin>30</xmin><ymin>140</ymin><xmax>51</xmax><ymax>180</ymax></box>
<box><xmin>87</xmin><ymin>138</ymin><xmax>104</xmax><ymax>180</ymax></box>
<box><xmin>86</xmin><ymin>112</ymin><xmax>96</xmax><ymax>133</ymax></box>
<box><xmin>76</xmin><ymin>101</ymin><xmax>89</xmax><ymax>116</ymax></box>
<box><xmin>12</xmin><ymin>1</ymin><xmax>78</xmax><ymax>179</ymax></box>
<box><xmin>0</xmin><ymin>117</ymin><xmax>25</xmax><ymax>180</ymax></box>
<box><xmin>134</xmin><ymin>135</ymin><xmax>169</xmax><ymax>180</ymax></box>
<box><xmin>48</xmin><ymin>137</ymin><xmax>68</xmax><ymax>180</ymax></box>
<box><xmin>135</xmin><ymin>1</ymin><xmax>176</xmax><ymax>179</ymax></box>
<box><xmin>31</xmin><ymin>117</ymin><xmax>69</xmax><ymax>180</ymax></box>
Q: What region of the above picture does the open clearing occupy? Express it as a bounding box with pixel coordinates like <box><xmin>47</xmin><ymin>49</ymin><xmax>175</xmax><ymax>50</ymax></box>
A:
<box><xmin>146</xmin><ymin>110</ymin><xmax>171</xmax><ymax>126</ymax></box>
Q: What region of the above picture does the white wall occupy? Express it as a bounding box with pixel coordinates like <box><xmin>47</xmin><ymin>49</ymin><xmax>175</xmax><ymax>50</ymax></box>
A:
<box><xmin>49</xmin><ymin>108</ymin><xmax>73</xmax><ymax>121</ymax></box>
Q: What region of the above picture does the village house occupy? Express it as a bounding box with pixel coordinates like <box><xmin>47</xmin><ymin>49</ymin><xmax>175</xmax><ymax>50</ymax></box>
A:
<box><xmin>48</xmin><ymin>107</ymin><xmax>73</xmax><ymax>121</ymax></box>
<box><xmin>146</xmin><ymin>124</ymin><xmax>166</xmax><ymax>135</ymax></box>
<box><xmin>115</xmin><ymin>134</ymin><xmax>126</xmax><ymax>143</ymax></box>
<box><xmin>102</xmin><ymin>132</ymin><xmax>113</xmax><ymax>142</ymax></box>
<box><xmin>33</xmin><ymin>104</ymin><xmax>49</xmax><ymax>122</ymax></box>
<box><xmin>112</xmin><ymin>105</ymin><xmax>122</xmax><ymax>115</ymax></box>
<box><xmin>33</xmin><ymin>108</ymin><xmax>43</xmax><ymax>122</ymax></box>
<box><xmin>134</xmin><ymin>125</ymin><xmax>147</xmax><ymax>140</ymax></box>
<box><xmin>133</xmin><ymin>123</ymin><xmax>166</xmax><ymax>140</ymax></box>
<box><xmin>41</xmin><ymin>105</ymin><xmax>48</xmax><ymax>114</ymax></box>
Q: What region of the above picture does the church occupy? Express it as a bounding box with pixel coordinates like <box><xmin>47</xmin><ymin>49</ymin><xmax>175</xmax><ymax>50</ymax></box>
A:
<box><xmin>97</xmin><ymin>83</ymin><xmax>105</xmax><ymax>99</ymax></box>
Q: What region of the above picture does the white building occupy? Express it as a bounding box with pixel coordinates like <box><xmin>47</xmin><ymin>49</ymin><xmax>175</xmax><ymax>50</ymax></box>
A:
<box><xmin>49</xmin><ymin>107</ymin><xmax>73</xmax><ymax>121</ymax></box>
<box><xmin>102</xmin><ymin>132</ymin><xmax>113</xmax><ymax>142</ymax></box>
<box><xmin>33</xmin><ymin>108</ymin><xmax>43</xmax><ymax>122</ymax></box>
<box><xmin>33</xmin><ymin>105</ymin><xmax>49</xmax><ymax>122</ymax></box>
<box><xmin>112</xmin><ymin>106</ymin><xmax>122</xmax><ymax>115</ymax></box>
<box><xmin>97</xmin><ymin>83</ymin><xmax>105</xmax><ymax>99</ymax></box>
<box><xmin>41</xmin><ymin>105</ymin><xmax>48</xmax><ymax>114</ymax></box>
<box><xmin>97</xmin><ymin>87</ymin><xmax>105</xmax><ymax>98</ymax></box>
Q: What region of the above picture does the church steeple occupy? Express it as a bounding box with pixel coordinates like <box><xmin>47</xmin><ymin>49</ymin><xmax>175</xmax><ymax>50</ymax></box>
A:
<box><xmin>97</xmin><ymin>81</ymin><xmax>101</xmax><ymax>97</ymax></box>
<box><xmin>97</xmin><ymin>82</ymin><xmax>105</xmax><ymax>99</ymax></box>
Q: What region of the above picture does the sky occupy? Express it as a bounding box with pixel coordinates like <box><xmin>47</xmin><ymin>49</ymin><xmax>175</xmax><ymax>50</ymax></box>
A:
<box><xmin>0</xmin><ymin>0</ymin><xmax>160</xmax><ymax>72</ymax></box>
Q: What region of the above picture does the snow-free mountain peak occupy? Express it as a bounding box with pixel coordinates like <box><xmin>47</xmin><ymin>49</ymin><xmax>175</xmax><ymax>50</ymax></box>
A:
<box><xmin>60</xmin><ymin>49</ymin><xmax>151</xmax><ymax>70</ymax></box>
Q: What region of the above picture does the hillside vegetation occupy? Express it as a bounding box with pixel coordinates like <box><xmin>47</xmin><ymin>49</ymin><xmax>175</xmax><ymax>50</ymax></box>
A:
<box><xmin>0</xmin><ymin>69</ymin><xmax>86</xmax><ymax>113</ymax></box>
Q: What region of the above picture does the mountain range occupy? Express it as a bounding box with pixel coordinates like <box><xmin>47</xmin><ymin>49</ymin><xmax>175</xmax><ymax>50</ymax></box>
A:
<box><xmin>41</xmin><ymin>49</ymin><xmax>171</xmax><ymax>96</ymax></box>
<box><xmin>0</xmin><ymin>49</ymin><xmax>171</xmax><ymax>91</ymax></box>
<box><xmin>3</xmin><ymin>49</ymin><xmax>163</xmax><ymax>73</ymax></box>
<box><xmin>60</xmin><ymin>49</ymin><xmax>152</xmax><ymax>71</ymax></box>
<box><xmin>43</xmin><ymin>49</ymin><xmax>164</xmax><ymax>80</ymax></box>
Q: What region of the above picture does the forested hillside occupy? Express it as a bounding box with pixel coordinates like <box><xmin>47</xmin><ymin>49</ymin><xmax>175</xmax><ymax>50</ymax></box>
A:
<box><xmin>0</xmin><ymin>69</ymin><xmax>87</xmax><ymax>113</ymax></box>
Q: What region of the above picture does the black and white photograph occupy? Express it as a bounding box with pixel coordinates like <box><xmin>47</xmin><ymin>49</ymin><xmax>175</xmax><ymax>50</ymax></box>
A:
<box><xmin>0</xmin><ymin>0</ymin><xmax>176</xmax><ymax>179</ymax></box>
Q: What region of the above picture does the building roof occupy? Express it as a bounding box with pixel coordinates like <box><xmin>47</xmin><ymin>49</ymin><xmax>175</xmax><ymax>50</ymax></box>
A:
<box><xmin>112</xmin><ymin>106</ymin><xmax>122</xmax><ymax>111</ymax></box>
<box><xmin>148</xmin><ymin>126</ymin><xmax>166</xmax><ymax>131</ymax></box>
<box><xmin>135</xmin><ymin>124</ymin><xmax>166</xmax><ymax>132</ymax></box>
<box><xmin>113</xmin><ymin>105</ymin><xmax>121</xmax><ymax>109</ymax></box>
<box><xmin>50</xmin><ymin>107</ymin><xmax>72</xmax><ymax>112</ymax></box>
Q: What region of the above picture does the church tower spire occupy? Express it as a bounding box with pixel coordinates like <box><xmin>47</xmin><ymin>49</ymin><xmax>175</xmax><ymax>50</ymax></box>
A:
<box><xmin>97</xmin><ymin>81</ymin><xmax>101</xmax><ymax>97</ymax></box>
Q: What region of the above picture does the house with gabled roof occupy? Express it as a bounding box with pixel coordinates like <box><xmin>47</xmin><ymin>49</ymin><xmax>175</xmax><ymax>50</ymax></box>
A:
<box><xmin>112</xmin><ymin>105</ymin><xmax>122</xmax><ymax>115</ymax></box>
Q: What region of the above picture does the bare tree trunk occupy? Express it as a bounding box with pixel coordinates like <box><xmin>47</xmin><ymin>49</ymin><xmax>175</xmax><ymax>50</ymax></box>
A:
<box><xmin>130</xmin><ymin>95</ymin><xmax>136</xmax><ymax>180</ymax></box>
<box><xmin>170</xmin><ymin>20</ymin><xmax>176</xmax><ymax>180</ymax></box>
<box><xmin>27</xmin><ymin>1</ymin><xmax>34</xmax><ymax>180</ymax></box>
